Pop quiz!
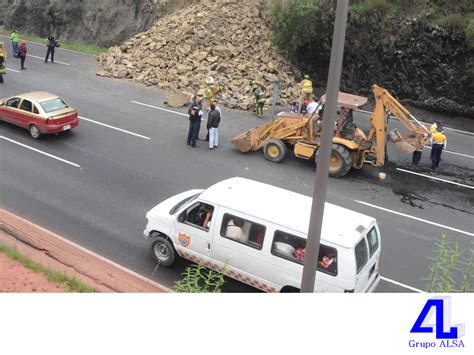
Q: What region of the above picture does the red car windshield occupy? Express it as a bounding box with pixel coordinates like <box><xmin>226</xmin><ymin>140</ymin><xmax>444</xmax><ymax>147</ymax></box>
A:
<box><xmin>40</xmin><ymin>98</ymin><xmax>69</xmax><ymax>113</ymax></box>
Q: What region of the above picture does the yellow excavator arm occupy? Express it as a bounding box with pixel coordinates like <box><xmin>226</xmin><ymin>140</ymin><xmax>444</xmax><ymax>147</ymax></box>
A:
<box><xmin>368</xmin><ymin>85</ymin><xmax>430</xmax><ymax>166</ymax></box>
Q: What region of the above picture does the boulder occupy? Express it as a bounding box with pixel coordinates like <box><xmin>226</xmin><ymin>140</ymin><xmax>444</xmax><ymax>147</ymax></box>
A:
<box><xmin>164</xmin><ymin>92</ymin><xmax>191</xmax><ymax>108</ymax></box>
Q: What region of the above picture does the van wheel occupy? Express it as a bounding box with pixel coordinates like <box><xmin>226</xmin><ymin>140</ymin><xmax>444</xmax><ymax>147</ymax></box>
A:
<box><xmin>264</xmin><ymin>139</ymin><xmax>287</xmax><ymax>163</ymax></box>
<box><xmin>151</xmin><ymin>235</ymin><xmax>176</xmax><ymax>267</ymax></box>
<box><xmin>29</xmin><ymin>124</ymin><xmax>41</xmax><ymax>139</ymax></box>
<box><xmin>316</xmin><ymin>144</ymin><xmax>352</xmax><ymax>178</ymax></box>
<box><xmin>280</xmin><ymin>286</ymin><xmax>300</xmax><ymax>293</ymax></box>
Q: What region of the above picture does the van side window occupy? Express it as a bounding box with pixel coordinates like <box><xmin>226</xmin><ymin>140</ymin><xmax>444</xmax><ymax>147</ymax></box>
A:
<box><xmin>220</xmin><ymin>213</ymin><xmax>265</xmax><ymax>250</ymax></box>
<box><xmin>271</xmin><ymin>231</ymin><xmax>338</xmax><ymax>276</ymax></box>
<box><xmin>366</xmin><ymin>227</ymin><xmax>379</xmax><ymax>257</ymax></box>
<box><xmin>355</xmin><ymin>238</ymin><xmax>369</xmax><ymax>273</ymax></box>
<box><xmin>178</xmin><ymin>202</ymin><xmax>214</xmax><ymax>231</ymax></box>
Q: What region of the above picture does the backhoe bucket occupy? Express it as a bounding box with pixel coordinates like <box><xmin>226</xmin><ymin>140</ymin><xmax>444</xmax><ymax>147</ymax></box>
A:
<box><xmin>231</xmin><ymin>127</ymin><xmax>261</xmax><ymax>152</ymax></box>
<box><xmin>389</xmin><ymin>129</ymin><xmax>418</xmax><ymax>154</ymax></box>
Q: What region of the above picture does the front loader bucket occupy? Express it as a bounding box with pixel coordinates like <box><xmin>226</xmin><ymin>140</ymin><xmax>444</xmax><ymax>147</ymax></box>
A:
<box><xmin>395</xmin><ymin>141</ymin><xmax>417</xmax><ymax>154</ymax></box>
<box><xmin>230</xmin><ymin>128</ymin><xmax>259</xmax><ymax>152</ymax></box>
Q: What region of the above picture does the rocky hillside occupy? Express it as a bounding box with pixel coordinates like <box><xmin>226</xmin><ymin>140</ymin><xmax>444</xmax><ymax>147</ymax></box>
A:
<box><xmin>97</xmin><ymin>0</ymin><xmax>299</xmax><ymax>109</ymax></box>
<box><xmin>0</xmin><ymin>0</ymin><xmax>191</xmax><ymax>47</ymax></box>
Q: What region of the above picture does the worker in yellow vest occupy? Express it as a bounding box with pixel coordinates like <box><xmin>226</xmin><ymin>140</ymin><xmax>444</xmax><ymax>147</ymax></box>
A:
<box><xmin>203</xmin><ymin>84</ymin><xmax>225</xmax><ymax>108</ymax></box>
<box><xmin>298</xmin><ymin>74</ymin><xmax>313</xmax><ymax>113</ymax></box>
<box><xmin>253</xmin><ymin>86</ymin><xmax>266</xmax><ymax>118</ymax></box>
<box><xmin>430</xmin><ymin>130</ymin><xmax>447</xmax><ymax>170</ymax></box>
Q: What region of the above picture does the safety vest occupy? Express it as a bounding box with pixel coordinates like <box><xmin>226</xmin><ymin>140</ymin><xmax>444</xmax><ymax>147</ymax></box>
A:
<box><xmin>431</xmin><ymin>131</ymin><xmax>446</xmax><ymax>144</ymax></box>
<box><xmin>11</xmin><ymin>32</ymin><xmax>19</xmax><ymax>43</ymax></box>
<box><xmin>301</xmin><ymin>79</ymin><xmax>313</xmax><ymax>93</ymax></box>
<box><xmin>256</xmin><ymin>89</ymin><xmax>266</xmax><ymax>103</ymax></box>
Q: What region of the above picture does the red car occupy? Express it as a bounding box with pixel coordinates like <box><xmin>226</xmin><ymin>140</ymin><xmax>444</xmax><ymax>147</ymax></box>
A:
<box><xmin>0</xmin><ymin>91</ymin><xmax>79</xmax><ymax>138</ymax></box>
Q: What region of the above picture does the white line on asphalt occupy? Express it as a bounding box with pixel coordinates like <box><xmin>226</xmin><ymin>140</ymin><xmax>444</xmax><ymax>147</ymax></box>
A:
<box><xmin>0</xmin><ymin>34</ymin><xmax>97</xmax><ymax>57</ymax></box>
<box><xmin>0</xmin><ymin>135</ymin><xmax>81</xmax><ymax>168</ymax></box>
<box><xmin>380</xmin><ymin>276</ymin><xmax>425</xmax><ymax>293</ymax></box>
<box><xmin>396</xmin><ymin>168</ymin><xmax>474</xmax><ymax>190</ymax></box>
<box><xmin>357</xmin><ymin>109</ymin><xmax>474</xmax><ymax>136</ymax></box>
<box><xmin>27</xmin><ymin>54</ymin><xmax>70</xmax><ymax>66</ymax></box>
<box><xmin>6</xmin><ymin>68</ymin><xmax>20</xmax><ymax>73</ymax></box>
<box><xmin>79</xmin><ymin>116</ymin><xmax>151</xmax><ymax>140</ymax></box>
<box><xmin>423</xmin><ymin>145</ymin><xmax>474</xmax><ymax>159</ymax></box>
<box><xmin>131</xmin><ymin>100</ymin><xmax>188</xmax><ymax>117</ymax></box>
<box><xmin>355</xmin><ymin>200</ymin><xmax>474</xmax><ymax>237</ymax></box>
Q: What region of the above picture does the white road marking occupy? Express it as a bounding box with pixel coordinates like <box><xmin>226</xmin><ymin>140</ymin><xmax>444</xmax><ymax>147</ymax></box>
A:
<box><xmin>396</xmin><ymin>168</ymin><xmax>474</xmax><ymax>190</ymax></box>
<box><xmin>0</xmin><ymin>135</ymin><xmax>81</xmax><ymax>168</ymax></box>
<box><xmin>131</xmin><ymin>100</ymin><xmax>188</xmax><ymax>117</ymax></box>
<box><xmin>423</xmin><ymin>145</ymin><xmax>474</xmax><ymax>159</ymax></box>
<box><xmin>6</xmin><ymin>68</ymin><xmax>21</xmax><ymax>73</ymax></box>
<box><xmin>355</xmin><ymin>200</ymin><xmax>474</xmax><ymax>237</ymax></box>
<box><xmin>357</xmin><ymin>109</ymin><xmax>474</xmax><ymax>136</ymax></box>
<box><xmin>79</xmin><ymin>116</ymin><xmax>150</xmax><ymax>140</ymax></box>
<box><xmin>28</xmin><ymin>54</ymin><xmax>70</xmax><ymax>66</ymax></box>
<box><xmin>380</xmin><ymin>276</ymin><xmax>425</xmax><ymax>293</ymax></box>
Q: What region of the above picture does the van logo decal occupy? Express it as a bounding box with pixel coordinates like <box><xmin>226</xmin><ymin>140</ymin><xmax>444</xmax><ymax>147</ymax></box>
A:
<box><xmin>178</xmin><ymin>233</ymin><xmax>190</xmax><ymax>247</ymax></box>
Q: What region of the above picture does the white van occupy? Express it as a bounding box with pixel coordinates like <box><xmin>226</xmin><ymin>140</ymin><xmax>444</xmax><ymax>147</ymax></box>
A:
<box><xmin>143</xmin><ymin>177</ymin><xmax>381</xmax><ymax>292</ymax></box>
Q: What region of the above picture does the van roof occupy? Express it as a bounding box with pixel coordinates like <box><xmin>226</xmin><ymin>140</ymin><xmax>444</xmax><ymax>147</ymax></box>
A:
<box><xmin>199</xmin><ymin>177</ymin><xmax>376</xmax><ymax>248</ymax></box>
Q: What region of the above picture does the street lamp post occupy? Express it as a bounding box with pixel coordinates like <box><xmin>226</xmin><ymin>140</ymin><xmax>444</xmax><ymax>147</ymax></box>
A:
<box><xmin>300</xmin><ymin>0</ymin><xmax>349</xmax><ymax>293</ymax></box>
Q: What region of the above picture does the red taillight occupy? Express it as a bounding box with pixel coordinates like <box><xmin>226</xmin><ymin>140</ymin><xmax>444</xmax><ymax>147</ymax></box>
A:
<box><xmin>46</xmin><ymin>116</ymin><xmax>55</xmax><ymax>125</ymax></box>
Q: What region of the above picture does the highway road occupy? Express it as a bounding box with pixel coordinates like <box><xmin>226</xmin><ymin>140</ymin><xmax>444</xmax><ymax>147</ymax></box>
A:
<box><xmin>1</xmin><ymin>37</ymin><xmax>473</xmax><ymax>292</ymax></box>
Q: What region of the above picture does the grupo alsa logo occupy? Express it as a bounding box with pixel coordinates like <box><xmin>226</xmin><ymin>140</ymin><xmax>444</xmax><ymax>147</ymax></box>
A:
<box><xmin>409</xmin><ymin>296</ymin><xmax>465</xmax><ymax>349</ymax></box>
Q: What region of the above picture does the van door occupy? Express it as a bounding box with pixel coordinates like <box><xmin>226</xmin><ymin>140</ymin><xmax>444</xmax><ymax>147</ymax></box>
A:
<box><xmin>174</xmin><ymin>201</ymin><xmax>215</xmax><ymax>264</ymax></box>
<box><xmin>211</xmin><ymin>212</ymin><xmax>276</xmax><ymax>291</ymax></box>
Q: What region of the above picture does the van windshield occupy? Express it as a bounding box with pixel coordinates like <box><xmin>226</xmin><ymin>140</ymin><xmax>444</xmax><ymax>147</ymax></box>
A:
<box><xmin>169</xmin><ymin>193</ymin><xmax>200</xmax><ymax>215</ymax></box>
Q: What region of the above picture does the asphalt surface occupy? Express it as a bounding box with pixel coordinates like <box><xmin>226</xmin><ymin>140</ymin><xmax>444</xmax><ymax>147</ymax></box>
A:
<box><xmin>1</xmin><ymin>37</ymin><xmax>473</xmax><ymax>292</ymax></box>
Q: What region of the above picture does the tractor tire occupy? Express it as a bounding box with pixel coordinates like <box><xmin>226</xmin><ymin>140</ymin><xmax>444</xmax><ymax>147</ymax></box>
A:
<box><xmin>263</xmin><ymin>139</ymin><xmax>287</xmax><ymax>163</ymax></box>
<box><xmin>315</xmin><ymin>144</ymin><xmax>352</xmax><ymax>178</ymax></box>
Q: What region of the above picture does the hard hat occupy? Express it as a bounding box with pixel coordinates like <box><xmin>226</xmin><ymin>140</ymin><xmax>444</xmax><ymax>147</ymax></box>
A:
<box><xmin>0</xmin><ymin>41</ymin><xmax>4</xmax><ymax>46</ymax></box>
<box><xmin>304</xmin><ymin>74</ymin><xmax>310</xmax><ymax>79</ymax></box>
<box><xmin>197</xmin><ymin>89</ymin><xmax>204</xmax><ymax>96</ymax></box>
<box><xmin>205</xmin><ymin>76</ymin><xmax>215</xmax><ymax>85</ymax></box>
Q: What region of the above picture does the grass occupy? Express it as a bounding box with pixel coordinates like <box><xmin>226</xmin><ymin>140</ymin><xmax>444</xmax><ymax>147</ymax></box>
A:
<box><xmin>0</xmin><ymin>242</ymin><xmax>98</xmax><ymax>293</ymax></box>
<box><xmin>0</xmin><ymin>26</ymin><xmax>107</xmax><ymax>56</ymax></box>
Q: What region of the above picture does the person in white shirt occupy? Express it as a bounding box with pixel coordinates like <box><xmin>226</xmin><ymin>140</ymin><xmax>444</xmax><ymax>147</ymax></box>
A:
<box><xmin>305</xmin><ymin>98</ymin><xmax>322</xmax><ymax>119</ymax></box>
<box><xmin>226</xmin><ymin>218</ymin><xmax>248</xmax><ymax>243</ymax></box>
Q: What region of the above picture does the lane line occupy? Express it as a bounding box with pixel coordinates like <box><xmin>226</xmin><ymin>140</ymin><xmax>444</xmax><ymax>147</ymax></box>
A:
<box><xmin>357</xmin><ymin>109</ymin><xmax>474</xmax><ymax>136</ymax></box>
<box><xmin>27</xmin><ymin>54</ymin><xmax>70</xmax><ymax>66</ymax></box>
<box><xmin>0</xmin><ymin>34</ymin><xmax>97</xmax><ymax>57</ymax></box>
<box><xmin>131</xmin><ymin>100</ymin><xmax>188</xmax><ymax>117</ymax></box>
<box><xmin>423</xmin><ymin>145</ymin><xmax>474</xmax><ymax>159</ymax></box>
<box><xmin>380</xmin><ymin>276</ymin><xmax>425</xmax><ymax>293</ymax></box>
<box><xmin>79</xmin><ymin>116</ymin><xmax>151</xmax><ymax>140</ymax></box>
<box><xmin>396</xmin><ymin>168</ymin><xmax>474</xmax><ymax>190</ymax></box>
<box><xmin>0</xmin><ymin>135</ymin><xmax>81</xmax><ymax>168</ymax></box>
<box><xmin>355</xmin><ymin>200</ymin><xmax>474</xmax><ymax>237</ymax></box>
<box><xmin>6</xmin><ymin>68</ymin><xmax>21</xmax><ymax>73</ymax></box>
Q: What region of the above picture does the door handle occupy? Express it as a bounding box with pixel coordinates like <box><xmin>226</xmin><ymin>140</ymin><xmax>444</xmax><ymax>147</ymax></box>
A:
<box><xmin>207</xmin><ymin>243</ymin><xmax>211</xmax><ymax>250</ymax></box>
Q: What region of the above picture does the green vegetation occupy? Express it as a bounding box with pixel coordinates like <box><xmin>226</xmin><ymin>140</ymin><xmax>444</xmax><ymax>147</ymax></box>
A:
<box><xmin>0</xmin><ymin>242</ymin><xmax>98</xmax><ymax>293</ymax></box>
<box><xmin>425</xmin><ymin>234</ymin><xmax>473</xmax><ymax>293</ymax></box>
<box><xmin>269</xmin><ymin>0</ymin><xmax>318</xmax><ymax>54</ymax></box>
<box><xmin>175</xmin><ymin>261</ymin><xmax>226</xmax><ymax>293</ymax></box>
<box><xmin>0</xmin><ymin>26</ymin><xmax>107</xmax><ymax>56</ymax></box>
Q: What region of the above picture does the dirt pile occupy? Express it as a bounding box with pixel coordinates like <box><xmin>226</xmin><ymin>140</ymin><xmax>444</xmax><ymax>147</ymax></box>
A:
<box><xmin>97</xmin><ymin>0</ymin><xmax>300</xmax><ymax>109</ymax></box>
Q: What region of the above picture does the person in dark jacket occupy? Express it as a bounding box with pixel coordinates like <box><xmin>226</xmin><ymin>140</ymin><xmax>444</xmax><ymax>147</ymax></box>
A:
<box><xmin>18</xmin><ymin>40</ymin><xmax>27</xmax><ymax>70</ymax></box>
<box><xmin>207</xmin><ymin>103</ymin><xmax>221</xmax><ymax>149</ymax></box>
<box><xmin>187</xmin><ymin>106</ymin><xmax>200</xmax><ymax>147</ymax></box>
<box><xmin>45</xmin><ymin>35</ymin><xmax>59</xmax><ymax>63</ymax></box>
<box><xmin>188</xmin><ymin>94</ymin><xmax>203</xmax><ymax>140</ymax></box>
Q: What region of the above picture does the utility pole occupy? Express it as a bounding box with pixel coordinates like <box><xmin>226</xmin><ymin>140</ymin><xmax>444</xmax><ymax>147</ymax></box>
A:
<box><xmin>300</xmin><ymin>0</ymin><xmax>349</xmax><ymax>292</ymax></box>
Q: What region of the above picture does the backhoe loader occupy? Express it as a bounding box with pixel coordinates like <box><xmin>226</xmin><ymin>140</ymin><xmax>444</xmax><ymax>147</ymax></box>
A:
<box><xmin>231</xmin><ymin>85</ymin><xmax>430</xmax><ymax>177</ymax></box>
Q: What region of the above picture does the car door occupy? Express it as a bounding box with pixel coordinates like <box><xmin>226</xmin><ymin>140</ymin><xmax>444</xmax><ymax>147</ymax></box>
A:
<box><xmin>174</xmin><ymin>201</ymin><xmax>215</xmax><ymax>264</ymax></box>
<box><xmin>17</xmin><ymin>99</ymin><xmax>34</xmax><ymax>128</ymax></box>
<box><xmin>1</xmin><ymin>97</ymin><xmax>21</xmax><ymax>124</ymax></box>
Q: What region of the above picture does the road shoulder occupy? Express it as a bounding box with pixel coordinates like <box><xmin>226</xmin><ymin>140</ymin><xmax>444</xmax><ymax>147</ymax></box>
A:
<box><xmin>0</xmin><ymin>208</ymin><xmax>170</xmax><ymax>293</ymax></box>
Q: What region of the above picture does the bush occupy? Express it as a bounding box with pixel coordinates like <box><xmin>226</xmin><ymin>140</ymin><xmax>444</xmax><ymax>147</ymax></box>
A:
<box><xmin>425</xmin><ymin>234</ymin><xmax>473</xmax><ymax>293</ymax></box>
<box><xmin>175</xmin><ymin>261</ymin><xmax>226</xmax><ymax>293</ymax></box>
<box><xmin>269</xmin><ymin>0</ymin><xmax>318</xmax><ymax>54</ymax></box>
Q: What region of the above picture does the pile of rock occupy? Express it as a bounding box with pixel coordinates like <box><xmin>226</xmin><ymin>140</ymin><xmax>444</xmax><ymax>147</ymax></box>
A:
<box><xmin>97</xmin><ymin>0</ymin><xmax>301</xmax><ymax>109</ymax></box>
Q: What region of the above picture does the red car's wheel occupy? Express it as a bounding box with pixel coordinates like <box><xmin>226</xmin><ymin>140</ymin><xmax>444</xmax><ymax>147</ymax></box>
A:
<box><xmin>29</xmin><ymin>124</ymin><xmax>41</xmax><ymax>139</ymax></box>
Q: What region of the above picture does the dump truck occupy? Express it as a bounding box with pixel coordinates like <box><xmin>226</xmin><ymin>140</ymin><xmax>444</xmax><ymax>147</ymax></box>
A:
<box><xmin>231</xmin><ymin>85</ymin><xmax>430</xmax><ymax>177</ymax></box>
